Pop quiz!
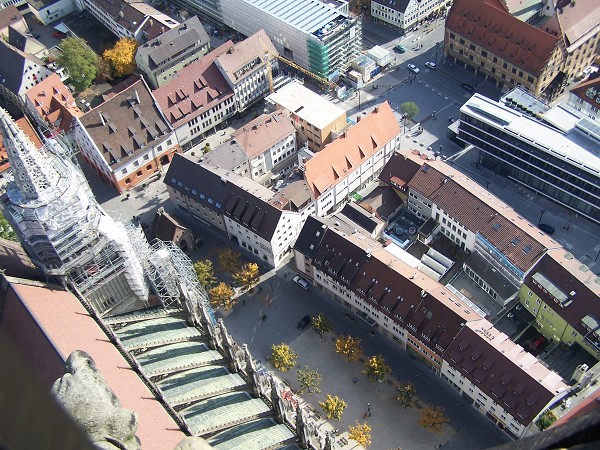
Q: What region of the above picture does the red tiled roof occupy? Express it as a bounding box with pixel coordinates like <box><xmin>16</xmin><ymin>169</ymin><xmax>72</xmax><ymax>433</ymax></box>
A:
<box><xmin>379</xmin><ymin>151</ymin><xmax>421</xmax><ymax>189</ymax></box>
<box><xmin>1</xmin><ymin>279</ymin><xmax>185</xmax><ymax>449</ymax></box>
<box><xmin>26</xmin><ymin>73</ymin><xmax>83</xmax><ymax>133</ymax></box>
<box><xmin>153</xmin><ymin>42</ymin><xmax>234</xmax><ymax>129</ymax></box>
<box><xmin>446</xmin><ymin>0</ymin><xmax>560</xmax><ymax>76</ymax></box>
<box><xmin>233</xmin><ymin>110</ymin><xmax>296</xmax><ymax>160</ymax></box>
<box><xmin>569</xmin><ymin>76</ymin><xmax>600</xmax><ymax>109</ymax></box>
<box><xmin>304</xmin><ymin>102</ymin><xmax>400</xmax><ymax>197</ymax></box>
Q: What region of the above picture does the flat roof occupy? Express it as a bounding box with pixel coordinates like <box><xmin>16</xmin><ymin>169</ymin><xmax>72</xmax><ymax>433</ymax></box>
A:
<box><xmin>245</xmin><ymin>0</ymin><xmax>346</xmax><ymax>34</ymax></box>
<box><xmin>462</xmin><ymin>93</ymin><xmax>600</xmax><ymax>176</ymax></box>
<box><xmin>267</xmin><ymin>81</ymin><xmax>346</xmax><ymax>129</ymax></box>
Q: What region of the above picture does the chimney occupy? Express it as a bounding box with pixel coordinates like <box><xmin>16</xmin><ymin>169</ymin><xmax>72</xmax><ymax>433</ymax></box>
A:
<box><xmin>98</xmin><ymin>111</ymin><xmax>106</xmax><ymax>126</ymax></box>
<box><xmin>134</xmin><ymin>89</ymin><xmax>140</xmax><ymax>104</ymax></box>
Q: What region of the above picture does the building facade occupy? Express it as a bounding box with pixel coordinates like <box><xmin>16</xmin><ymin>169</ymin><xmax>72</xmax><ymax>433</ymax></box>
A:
<box><xmin>303</xmin><ymin>102</ymin><xmax>401</xmax><ymax>216</ymax></box>
<box><xmin>371</xmin><ymin>0</ymin><xmax>448</xmax><ymax>33</ymax></box>
<box><xmin>81</xmin><ymin>0</ymin><xmax>180</xmax><ymax>42</ymax></box>
<box><xmin>165</xmin><ymin>154</ymin><xmax>305</xmax><ymax>267</ymax></box>
<box><xmin>457</xmin><ymin>93</ymin><xmax>600</xmax><ymax>224</ymax></box>
<box><xmin>214</xmin><ymin>29</ymin><xmax>278</xmax><ymax>114</ymax></box>
<box><xmin>566</xmin><ymin>76</ymin><xmax>600</xmax><ymax>122</ymax></box>
<box><xmin>293</xmin><ymin>215</ymin><xmax>569</xmax><ymax>439</ymax></box>
<box><xmin>172</xmin><ymin>0</ymin><xmax>362</xmax><ymax>78</ymax></box>
<box><xmin>444</xmin><ymin>0</ymin><xmax>600</xmax><ymax>100</ymax></box>
<box><xmin>152</xmin><ymin>42</ymin><xmax>236</xmax><ymax>151</ymax></box>
<box><xmin>135</xmin><ymin>16</ymin><xmax>211</xmax><ymax>89</ymax></box>
<box><xmin>518</xmin><ymin>250</ymin><xmax>600</xmax><ymax>360</ymax></box>
<box><xmin>24</xmin><ymin>73</ymin><xmax>84</xmax><ymax>134</ymax></box>
<box><xmin>444</xmin><ymin>0</ymin><xmax>563</xmax><ymax>99</ymax></box>
<box><xmin>203</xmin><ymin>110</ymin><xmax>297</xmax><ymax>184</ymax></box>
<box><xmin>27</xmin><ymin>0</ymin><xmax>75</xmax><ymax>25</ymax></box>
<box><xmin>73</xmin><ymin>77</ymin><xmax>180</xmax><ymax>193</ymax></box>
<box><xmin>266</xmin><ymin>81</ymin><xmax>347</xmax><ymax>153</ymax></box>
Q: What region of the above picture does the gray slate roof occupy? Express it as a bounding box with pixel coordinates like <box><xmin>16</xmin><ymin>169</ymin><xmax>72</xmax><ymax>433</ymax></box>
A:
<box><xmin>137</xmin><ymin>16</ymin><xmax>209</xmax><ymax>69</ymax></box>
<box><xmin>165</xmin><ymin>154</ymin><xmax>283</xmax><ymax>241</ymax></box>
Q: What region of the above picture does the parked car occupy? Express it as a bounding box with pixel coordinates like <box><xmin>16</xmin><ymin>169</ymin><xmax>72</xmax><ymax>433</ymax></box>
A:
<box><xmin>293</xmin><ymin>275</ymin><xmax>311</xmax><ymax>290</ymax></box>
<box><xmin>297</xmin><ymin>315</ymin><xmax>311</xmax><ymax>330</ymax></box>
<box><xmin>394</xmin><ymin>44</ymin><xmax>406</xmax><ymax>53</ymax></box>
<box><xmin>529</xmin><ymin>336</ymin><xmax>546</xmax><ymax>351</ymax></box>
<box><xmin>461</xmin><ymin>83</ymin><xmax>475</xmax><ymax>93</ymax></box>
<box><xmin>425</xmin><ymin>61</ymin><xmax>436</xmax><ymax>70</ymax></box>
<box><xmin>408</xmin><ymin>64</ymin><xmax>420</xmax><ymax>73</ymax></box>
<box><xmin>538</xmin><ymin>224</ymin><xmax>555</xmax><ymax>235</ymax></box>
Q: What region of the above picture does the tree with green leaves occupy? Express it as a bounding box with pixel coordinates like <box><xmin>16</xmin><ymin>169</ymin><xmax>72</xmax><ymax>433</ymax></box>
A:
<box><xmin>58</xmin><ymin>37</ymin><xmax>98</xmax><ymax>92</ymax></box>
<box><xmin>269</xmin><ymin>343</ymin><xmax>297</xmax><ymax>372</ymax></box>
<box><xmin>418</xmin><ymin>406</ymin><xmax>449</xmax><ymax>433</ymax></box>
<box><xmin>319</xmin><ymin>394</ymin><xmax>347</xmax><ymax>420</ymax></box>
<box><xmin>312</xmin><ymin>313</ymin><xmax>332</xmax><ymax>340</ymax></box>
<box><xmin>335</xmin><ymin>335</ymin><xmax>363</xmax><ymax>362</ymax></box>
<box><xmin>217</xmin><ymin>247</ymin><xmax>240</xmax><ymax>273</ymax></box>
<box><xmin>0</xmin><ymin>211</ymin><xmax>17</xmax><ymax>241</ymax></box>
<box><xmin>363</xmin><ymin>354</ymin><xmax>391</xmax><ymax>383</ymax></box>
<box><xmin>536</xmin><ymin>410</ymin><xmax>557</xmax><ymax>431</ymax></box>
<box><xmin>194</xmin><ymin>259</ymin><xmax>217</xmax><ymax>289</ymax></box>
<box><xmin>400</xmin><ymin>101</ymin><xmax>420</xmax><ymax>120</ymax></box>
<box><xmin>348</xmin><ymin>421</ymin><xmax>372</xmax><ymax>447</ymax></box>
<box><xmin>208</xmin><ymin>282</ymin><xmax>235</xmax><ymax>310</ymax></box>
<box><xmin>233</xmin><ymin>262</ymin><xmax>260</xmax><ymax>292</ymax></box>
<box><xmin>297</xmin><ymin>366</ymin><xmax>321</xmax><ymax>394</ymax></box>
<box><xmin>394</xmin><ymin>382</ymin><xmax>418</xmax><ymax>408</ymax></box>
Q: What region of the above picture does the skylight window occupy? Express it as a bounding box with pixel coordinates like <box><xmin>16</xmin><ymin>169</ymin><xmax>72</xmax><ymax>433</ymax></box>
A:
<box><xmin>493</xmin><ymin>222</ymin><xmax>502</xmax><ymax>231</ymax></box>
<box><xmin>523</xmin><ymin>245</ymin><xmax>532</xmax><ymax>254</ymax></box>
<box><xmin>511</xmin><ymin>237</ymin><xmax>521</xmax><ymax>246</ymax></box>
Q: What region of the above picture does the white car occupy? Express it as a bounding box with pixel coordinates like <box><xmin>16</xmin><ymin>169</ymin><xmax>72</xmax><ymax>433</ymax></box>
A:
<box><xmin>408</xmin><ymin>64</ymin><xmax>420</xmax><ymax>74</ymax></box>
<box><xmin>425</xmin><ymin>61</ymin><xmax>436</xmax><ymax>70</ymax></box>
<box><xmin>293</xmin><ymin>275</ymin><xmax>311</xmax><ymax>290</ymax></box>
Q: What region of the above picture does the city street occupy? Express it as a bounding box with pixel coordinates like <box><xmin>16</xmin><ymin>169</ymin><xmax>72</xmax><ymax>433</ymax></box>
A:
<box><xmin>218</xmin><ymin>266</ymin><xmax>510</xmax><ymax>450</ymax></box>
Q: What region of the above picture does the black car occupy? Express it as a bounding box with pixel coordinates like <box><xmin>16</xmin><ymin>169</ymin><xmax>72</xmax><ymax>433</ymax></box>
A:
<box><xmin>461</xmin><ymin>83</ymin><xmax>475</xmax><ymax>93</ymax></box>
<box><xmin>297</xmin><ymin>315</ymin><xmax>311</xmax><ymax>330</ymax></box>
<box><xmin>538</xmin><ymin>224</ymin><xmax>555</xmax><ymax>235</ymax></box>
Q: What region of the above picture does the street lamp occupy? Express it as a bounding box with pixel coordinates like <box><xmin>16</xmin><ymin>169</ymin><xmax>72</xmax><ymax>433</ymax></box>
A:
<box><xmin>538</xmin><ymin>209</ymin><xmax>546</xmax><ymax>226</ymax></box>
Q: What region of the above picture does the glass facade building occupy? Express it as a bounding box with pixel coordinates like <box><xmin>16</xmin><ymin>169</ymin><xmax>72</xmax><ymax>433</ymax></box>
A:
<box><xmin>457</xmin><ymin>94</ymin><xmax>600</xmax><ymax>224</ymax></box>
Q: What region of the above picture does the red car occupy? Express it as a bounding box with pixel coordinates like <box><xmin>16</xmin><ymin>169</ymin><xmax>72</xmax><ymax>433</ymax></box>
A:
<box><xmin>53</xmin><ymin>31</ymin><xmax>67</xmax><ymax>38</ymax></box>
<box><xmin>529</xmin><ymin>336</ymin><xmax>546</xmax><ymax>351</ymax></box>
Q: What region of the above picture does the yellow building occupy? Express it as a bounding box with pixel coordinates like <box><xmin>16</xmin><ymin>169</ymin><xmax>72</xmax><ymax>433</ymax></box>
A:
<box><xmin>519</xmin><ymin>250</ymin><xmax>600</xmax><ymax>360</ymax></box>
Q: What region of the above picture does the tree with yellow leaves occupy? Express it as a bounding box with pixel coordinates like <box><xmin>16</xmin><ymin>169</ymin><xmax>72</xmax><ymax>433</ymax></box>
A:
<box><xmin>233</xmin><ymin>262</ymin><xmax>260</xmax><ymax>292</ymax></box>
<box><xmin>418</xmin><ymin>406</ymin><xmax>449</xmax><ymax>433</ymax></box>
<box><xmin>348</xmin><ymin>421</ymin><xmax>372</xmax><ymax>447</ymax></box>
<box><xmin>363</xmin><ymin>354</ymin><xmax>391</xmax><ymax>383</ymax></box>
<box><xmin>319</xmin><ymin>394</ymin><xmax>347</xmax><ymax>420</ymax></box>
<box><xmin>103</xmin><ymin>38</ymin><xmax>137</xmax><ymax>78</ymax></box>
<box><xmin>208</xmin><ymin>282</ymin><xmax>235</xmax><ymax>310</ymax></box>
<box><xmin>335</xmin><ymin>335</ymin><xmax>363</xmax><ymax>362</ymax></box>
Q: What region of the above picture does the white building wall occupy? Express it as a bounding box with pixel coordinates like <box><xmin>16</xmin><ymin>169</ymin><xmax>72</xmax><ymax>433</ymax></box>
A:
<box><xmin>166</xmin><ymin>186</ymin><xmax>227</xmax><ymax>231</ymax></box>
<box><xmin>316</xmin><ymin>133</ymin><xmax>400</xmax><ymax>216</ymax></box>
<box><xmin>174</xmin><ymin>96</ymin><xmax>236</xmax><ymax>149</ymax></box>
<box><xmin>83</xmin><ymin>0</ymin><xmax>143</xmax><ymax>40</ymax></box>
<box><xmin>440</xmin><ymin>360</ymin><xmax>531</xmax><ymax>438</ymax></box>
<box><xmin>220</xmin><ymin>0</ymin><xmax>310</xmax><ymax>71</ymax></box>
<box><xmin>567</xmin><ymin>90</ymin><xmax>600</xmax><ymax>121</ymax></box>
<box><xmin>29</xmin><ymin>0</ymin><xmax>75</xmax><ymax>25</ymax></box>
<box><xmin>20</xmin><ymin>63</ymin><xmax>53</xmax><ymax>97</ymax></box>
